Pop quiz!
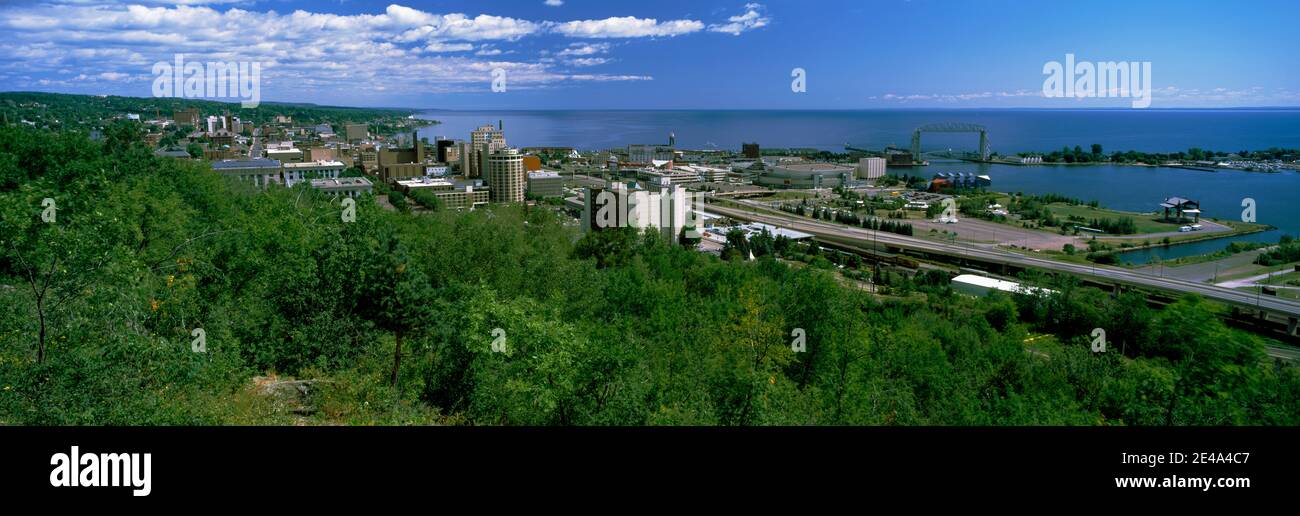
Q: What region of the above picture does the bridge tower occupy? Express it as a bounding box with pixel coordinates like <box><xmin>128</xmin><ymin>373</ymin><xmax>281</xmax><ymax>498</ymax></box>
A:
<box><xmin>911</xmin><ymin>123</ymin><xmax>991</xmax><ymax>163</ymax></box>
<box><xmin>978</xmin><ymin>129</ymin><xmax>989</xmax><ymax>161</ymax></box>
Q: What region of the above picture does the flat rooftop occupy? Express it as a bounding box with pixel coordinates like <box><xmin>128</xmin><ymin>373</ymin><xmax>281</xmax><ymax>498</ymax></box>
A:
<box><xmin>311</xmin><ymin>177</ymin><xmax>372</xmax><ymax>188</ymax></box>
<box><xmin>283</xmin><ymin>160</ymin><xmax>345</xmax><ymax>168</ymax></box>
<box><xmin>776</xmin><ymin>163</ymin><xmax>854</xmax><ymax>172</ymax></box>
<box><xmin>953</xmin><ymin>274</ymin><xmax>1055</xmax><ymax>296</ymax></box>
<box><xmin>737</xmin><ymin>222</ymin><xmax>813</xmax><ymax>241</ymax></box>
<box><xmin>212</xmin><ymin>158</ymin><xmax>281</xmax><ymax>170</ymax></box>
<box><xmin>396</xmin><ymin>177</ymin><xmax>453</xmax><ymax>187</ymax></box>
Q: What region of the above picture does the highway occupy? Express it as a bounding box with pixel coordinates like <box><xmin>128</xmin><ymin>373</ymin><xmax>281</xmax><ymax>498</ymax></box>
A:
<box><xmin>704</xmin><ymin>201</ymin><xmax>1300</xmax><ymax>320</ymax></box>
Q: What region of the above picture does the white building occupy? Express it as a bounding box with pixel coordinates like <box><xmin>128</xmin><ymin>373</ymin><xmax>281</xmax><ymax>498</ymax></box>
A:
<box><xmin>486</xmin><ymin>148</ymin><xmax>525</xmax><ymax>203</ymax></box>
<box><xmin>952</xmin><ymin>274</ymin><xmax>1054</xmax><ymax>297</ymax></box>
<box><xmin>674</xmin><ymin>164</ymin><xmax>730</xmax><ymax>182</ymax></box>
<box><xmin>310</xmin><ymin>177</ymin><xmax>372</xmax><ymax>198</ymax></box>
<box><xmin>211</xmin><ymin>158</ymin><xmax>283</xmax><ymax>188</ymax></box>
<box><xmin>638</xmin><ymin>168</ymin><xmax>701</xmax><ymax>188</ymax></box>
<box><xmin>581</xmin><ymin>181</ymin><xmax>700</xmax><ymax>243</ymax></box>
<box><xmin>758</xmin><ymin>162</ymin><xmax>856</xmax><ymax>189</ymax></box>
<box><xmin>628</xmin><ymin>143</ymin><xmax>676</xmax><ymax>164</ymax></box>
<box><xmin>857</xmin><ymin>157</ymin><xmax>886</xmax><ymax>180</ymax></box>
<box><xmin>282</xmin><ymin>160</ymin><xmax>346</xmax><ymax>187</ymax></box>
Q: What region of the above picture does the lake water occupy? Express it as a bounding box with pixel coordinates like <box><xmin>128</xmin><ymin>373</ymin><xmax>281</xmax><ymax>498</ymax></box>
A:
<box><xmin>416</xmin><ymin>109</ymin><xmax>1300</xmax><ymax>262</ymax></box>
<box><xmin>417</xmin><ymin>109</ymin><xmax>1300</xmax><ymax>154</ymax></box>
<box><xmin>891</xmin><ymin>161</ymin><xmax>1296</xmax><ymax>263</ymax></box>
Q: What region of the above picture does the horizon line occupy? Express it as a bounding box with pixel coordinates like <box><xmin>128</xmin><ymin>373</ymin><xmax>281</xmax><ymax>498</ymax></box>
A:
<box><xmin>4</xmin><ymin>91</ymin><xmax>1300</xmax><ymax>113</ymax></box>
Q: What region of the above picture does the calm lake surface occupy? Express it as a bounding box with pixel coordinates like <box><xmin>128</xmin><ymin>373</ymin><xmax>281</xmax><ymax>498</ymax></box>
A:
<box><xmin>892</xmin><ymin>161</ymin><xmax>1296</xmax><ymax>263</ymax></box>
<box><xmin>417</xmin><ymin>109</ymin><xmax>1300</xmax><ymax>262</ymax></box>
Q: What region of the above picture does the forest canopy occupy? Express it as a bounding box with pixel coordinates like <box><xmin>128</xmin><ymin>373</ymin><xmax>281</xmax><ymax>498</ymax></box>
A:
<box><xmin>1</xmin><ymin>123</ymin><xmax>1298</xmax><ymax>426</ymax></box>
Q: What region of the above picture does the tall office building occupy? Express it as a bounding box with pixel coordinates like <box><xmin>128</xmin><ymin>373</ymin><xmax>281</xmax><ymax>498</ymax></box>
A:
<box><xmin>468</xmin><ymin>123</ymin><xmax>507</xmax><ymax>178</ymax></box>
<box><xmin>457</xmin><ymin>141</ymin><xmax>475</xmax><ymax>176</ymax></box>
<box><xmin>486</xmin><ymin>148</ymin><xmax>525</xmax><ymax>203</ymax></box>
<box><xmin>471</xmin><ymin>123</ymin><xmax>506</xmax><ymax>150</ymax></box>
<box><xmin>470</xmin><ymin>121</ymin><xmax>504</xmax><ymax>178</ymax></box>
<box><xmin>435</xmin><ymin>138</ymin><xmax>457</xmax><ymax>163</ymax></box>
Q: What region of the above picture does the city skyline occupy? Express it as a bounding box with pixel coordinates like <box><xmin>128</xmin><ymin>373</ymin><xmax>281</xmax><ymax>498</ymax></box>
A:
<box><xmin>1</xmin><ymin>0</ymin><xmax>1298</xmax><ymax>109</ymax></box>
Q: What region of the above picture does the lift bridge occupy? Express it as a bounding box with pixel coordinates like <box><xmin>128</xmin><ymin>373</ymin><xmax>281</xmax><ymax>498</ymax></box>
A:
<box><xmin>911</xmin><ymin>123</ymin><xmax>990</xmax><ymax>162</ymax></box>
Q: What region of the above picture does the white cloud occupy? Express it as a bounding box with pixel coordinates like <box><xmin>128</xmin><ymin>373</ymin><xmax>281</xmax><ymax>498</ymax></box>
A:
<box><xmin>419</xmin><ymin>41</ymin><xmax>475</xmax><ymax>53</ymax></box>
<box><xmin>879</xmin><ymin>90</ymin><xmax>1039</xmax><ymax>103</ymax></box>
<box><xmin>0</xmin><ymin>2</ymin><xmax>761</xmax><ymax>100</ymax></box>
<box><xmin>557</xmin><ymin>43</ymin><xmax>610</xmax><ymax>56</ymax></box>
<box><xmin>567</xmin><ymin>57</ymin><xmax>611</xmax><ymax>67</ymax></box>
<box><xmin>544</xmin><ymin>0</ymin><xmax>564</xmax><ymax>6</ymax></box>
<box><xmin>708</xmin><ymin>3</ymin><xmax>770</xmax><ymax>35</ymax></box>
<box><xmin>568</xmin><ymin>74</ymin><xmax>652</xmax><ymax>82</ymax></box>
<box><xmin>552</xmin><ymin>16</ymin><xmax>704</xmax><ymax>38</ymax></box>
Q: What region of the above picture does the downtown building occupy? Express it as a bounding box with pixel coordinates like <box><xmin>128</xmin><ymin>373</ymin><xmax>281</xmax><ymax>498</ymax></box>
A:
<box><xmin>464</xmin><ymin>123</ymin><xmax>507</xmax><ymax>178</ymax></box>
<box><xmin>486</xmin><ymin>148</ymin><xmax>526</xmax><ymax>203</ymax></box>
<box><xmin>856</xmin><ymin>157</ymin><xmax>886</xmax><ymax>180</ymax></box>
<box><xmin>211</xmin><ymin>157</ymin><xmax>284</xmax><ymax>187</ymax></box>
<box><xmin>757</xmin><ymin>162</ymin><xmax>856</xmax><ymax>189</ymax></box>
<box><xmin>581</xmin><ymin>181</ymin><xmax>700</xmax><ymax>244</ymax></box>
<box><xmin>394</xmin><ymin>177</ymin><xmax>490</xmax><ymax>211</ymax></box>
<box><xmin>626</xmin><ymin>132</ymin><xmax>677</xmax><ymax>166</ymax></box>
<box><xmin>527</xmin><ymin>171</ymin><xmax>564</xmax><ymax>198</ymax></box>
<box><xmin>310</xmin><ymin>177</ymin><xmax>373</xmax><ymax>198</ymax></box>
<box><xmin>282</xmin><ymin>160</ymin><xmax>346</xmax><ymax>187</ymax></box>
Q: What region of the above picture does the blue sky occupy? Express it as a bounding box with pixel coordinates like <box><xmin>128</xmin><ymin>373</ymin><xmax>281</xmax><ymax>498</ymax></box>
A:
<box><xmin>1</xmin><ymin>0</ymin><xmax>1297</xmax><ymax>109</ymax></box>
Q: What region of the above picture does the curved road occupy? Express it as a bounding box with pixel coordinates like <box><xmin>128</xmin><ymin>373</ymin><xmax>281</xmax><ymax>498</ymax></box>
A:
<box><xmin>705</xmin><ymin>202</ymin><xmax>1300</xmax><ymax>319</ymax></box>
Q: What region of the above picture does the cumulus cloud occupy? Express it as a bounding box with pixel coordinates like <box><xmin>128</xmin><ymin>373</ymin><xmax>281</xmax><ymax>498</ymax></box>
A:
<box><xmin>0</xmin><ymin>2</ymin><xmax>766</xmax><ymax>101</ymax></box>
<box><xmin>552</xmin><ymin>16</ymin><xmax>704</xmax><ymax>38</ymax></box>
<box><xmin>419</xmin><ymin>42</ymin><xmax>475</xmax><ymax>53</ymax></box>
<box><xmin>544</xmin><ymin>0</ymin><xmax>564</xmax><ymax>6</ymax></box>
<box><xmin>708</xmin><ymin>3</ymin><xmax>770</xmax><ymax>35</ymax></box>
<box><xmin>567</xmin><ymin>57</ymin><xmax>611</xmax><ymax>67</ymax></box>
<box><xmin>557</xmin><ymin>43</ymin><xmax>610</xmax><ymax>56</ymax></box>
